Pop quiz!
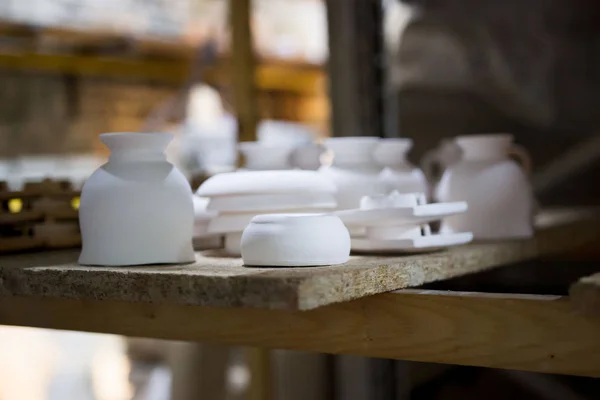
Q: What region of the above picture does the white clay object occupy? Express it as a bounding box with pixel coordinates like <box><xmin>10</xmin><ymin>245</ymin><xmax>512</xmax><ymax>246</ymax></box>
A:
<box><xmin>436</xmin><ymin>134</ymin><xmax>534</xmax><ymax>239</ymax></box>
<box><xmin>334</xmin><ymin>192</ymin><xmax>467</xmax><ymax>227</ymax></box>
<box><xmin>197</xmin><ymin>170</ymin><xmax>336</xmax><ymax>197</ymax></box>
<box><xmin>207</xmin><ymin>192</ymin><xmax>336</xmax><ymax>212</ymax></box>
<box><xmin>225</xmin><ymin>232</ymin><xmax>243</xmax><ymax>255</ymax></box>
<box><xmin>319</xmin><ymin>137</ymin><xmax>385</xmax><ymax>210</ymax></box>
<box><xmin>374</xmin><ymin>138</ymin><xmax>428</xmax><ymax>195</ymax></box>
<box><xmin>241</xmin><ymin>213</ymin><xmax>350</xmax><ymax>266</ymax></box>
<box><xmin>238</xmin><ymin>141</ymin><xmax>296</xmax><ymax>170</ymax></box>
<box><xmin>208</xmin><ymin>208</ymin><xmax>330</xmax><ymax>234</ymax></box>
<box><xmin>351</xmin><ymin>232</ymin><xmax>473</xmax><ymax>253</ymax></box>
<box><xmin>78</xmin><ymin>132</ymin><xmax>195</xmax><ymax>266</ymax></box>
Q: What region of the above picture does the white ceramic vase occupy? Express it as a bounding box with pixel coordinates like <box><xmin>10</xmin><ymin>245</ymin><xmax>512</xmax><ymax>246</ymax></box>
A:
<box><xmin>374</xmin><ymin>138</ymin><xmax>428</xmax><ymax>195</ymax></box>
<box><xmin>78</xmin><ymin>132</ymin><xmax>195</xmax><ymax>266</ymax></box>
<box><xmin>319</xmin><ymin>137</ymin><xmax>385</xmax><ymax>210</ymax></box>
<box><xmin>436</xmin><ymin>134</ymin><xmax>534</xmax><ymax>239</ymax></box>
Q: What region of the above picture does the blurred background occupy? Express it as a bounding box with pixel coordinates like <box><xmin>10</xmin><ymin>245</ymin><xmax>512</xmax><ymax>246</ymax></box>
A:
<box><xmin>2</xmin><ymin>0</ymin><xmax>600</xmax><ymax>399</ymax></box>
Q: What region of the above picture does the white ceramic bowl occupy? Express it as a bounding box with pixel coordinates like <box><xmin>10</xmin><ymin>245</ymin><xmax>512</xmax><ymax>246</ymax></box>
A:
<box><xmin>241</xmin><ymin>213</ymin><xmax>350</xmax><ymax>267</ymax></box>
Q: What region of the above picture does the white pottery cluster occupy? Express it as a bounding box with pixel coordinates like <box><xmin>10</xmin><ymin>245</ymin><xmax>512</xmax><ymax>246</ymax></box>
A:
<box><xmin>238</xmin><ymin>121</ymin><xmax>325</xmax><ymax>171</ymax></box>
<box><xmin>319</xmin><ymin>137</ymin><xmax>428</xmax><ymax>211</ymax></box>
<box><xmin>335</xmin><ymin>192</ymin><xmax>472</xmax><ymax>253</ymax></box>
<box><xmin>1</xmin><ymin>155</ymin><xmax>105</xmax><ymax>191</ymax></box>
<box><xmin>323</xmin><ymin>134</ymin><xmax>535</xmax><ymax>242</ymax></box>
<box><xmin>195</xmin><ymin>170</ymin><xmax>338</xmax><ymax>256</ymax></box>
<box><xmin>77</xmin><ymin>131</ymin><xmax>535</xmax><ymax>267</ymax></box>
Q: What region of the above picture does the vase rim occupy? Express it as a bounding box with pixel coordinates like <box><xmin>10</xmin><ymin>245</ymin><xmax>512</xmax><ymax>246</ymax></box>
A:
<box><xmin>100</xmin><ymin>132</ymin><xmax>173</xmax><ymax>141</ymax></box>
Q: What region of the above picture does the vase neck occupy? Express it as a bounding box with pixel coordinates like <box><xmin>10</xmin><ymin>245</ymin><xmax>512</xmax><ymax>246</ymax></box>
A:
<box><xmin>109</xmin><ymin>149</ymin><xmax>167</xmax><ymax>163</ymax></box>
<box><xmin>101</xmin><ymin>132</ymin><xmax>173</xmax><ymax>163</ymax></box>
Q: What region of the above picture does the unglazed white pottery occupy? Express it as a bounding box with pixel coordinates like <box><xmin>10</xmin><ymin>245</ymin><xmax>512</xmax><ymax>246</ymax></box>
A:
<box><xmin>79</xmin><ymin>132</ymin><xmax>195</xmax><ymax>266</ymax></box>
<box><xmin>193</xmin><ymin>196</ymin><xmax>218</xmax><ymax>238</ymax></box>
<box><xmin>208</xmin><ymin>208</ymin><xmax>329</xmax><ymax>234</ymax></box>
<box><xmin>334</xmin><ymin>192</ymin><xmax>467</xmax><ymax>227</ymax></box>
<box><xmin>290</xmin><ymin>143</ymin><xmax>327</xmax><ymax>170</ymax></box>
<box><xmin>319</xmin><ymin>137</ymin><xmax>385</xmax><ymax>210</ymax></box>
<box><xmin>351</xmin><ymin>232</ymin><xmax>473</xmax><ymax>253</ymax></box>
<box><xmin>436</xmin><ymin>134</ymin><xmax>534</xmax><ymax>239</ymax></box>
<box><xmin>197</xmin><ymin>170</ymin><xmax>336</xmax><ymax>197</ymax></box>
<box><xmin>241</xmin><ymin>214</ymin><xmax>350</xmax><ymax>266</ymax></box>
<box><xmin>360</xmin><ymin>191</ymin><xmax>426</xmax><ymax>209</ymax></box>
<box><xmin>225</xmin><ymin>232</ymin><xmax>243</xmax><ymax>255</ymax></box>
<box><xmin>238</xmin><ymin>141</ymin><xmax>296</xmax><ymax>170</ymax></box>
<box><xmin>257</xmin><ymin>120</ymin><xmax>314</xmax><ymax>146</ymax></box>
<box><xmin>207</xmin><ymin>192</ymin><xmax>336</xmax><ymax>213</ymax></box>
<box><xmin>374</xmin><ymin>138</ymin><xmax>428</xmax><ymax>195</ymax></box>
<box><xmin>366</xmin><ymin>225</ymin><xmax>427</xmax><ymax>240</ymax></box>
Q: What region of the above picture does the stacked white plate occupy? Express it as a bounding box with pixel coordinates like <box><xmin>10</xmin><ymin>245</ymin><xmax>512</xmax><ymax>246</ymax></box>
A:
<box><xmin>334</xmin><ymin>191</ymin><xmax>473</xmax><ymax>253</ymax></box>
<box><xmin>192</xmin><ymin>196</ymin><xmax>221</xmax><ymax>250</ymax></box>
<box><xmin>196</xmin><ymin>170</ymin><xmax>337</xmax><ymax>255</ymax></box>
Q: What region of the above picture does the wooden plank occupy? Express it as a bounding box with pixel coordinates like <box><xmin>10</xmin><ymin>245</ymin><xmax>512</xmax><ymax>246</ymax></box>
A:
<box><xmin>0</xmin><ymin>53</ymin><xmax>324</xmax><ymax>93</ymax></box>
<box><xmin>1</xmin><ymin>290</ymin><xmax>600</xmax><ymax>377</ymax></box>
<box><xmin>230</xmin><ymin>0</ymin><xmax>259</xmax><ymax>142</ymax></box>
<box><xmin>570</xmin><ymin>272</ymin><xmax>600</xmax><ymax>316</ymax></box>
<box><xmin>0</xmin><ymin>210</ymin><xmax>598</xmax><ymax>310</ymax></box>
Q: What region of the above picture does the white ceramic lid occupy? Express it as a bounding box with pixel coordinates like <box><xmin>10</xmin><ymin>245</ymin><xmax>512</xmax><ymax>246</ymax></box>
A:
<box><xmin>208</xmin><ymin>209</ymin><xmax>330</xmax><ymax>234</ymax></box>
<box><xmin>207</xmin><ymin>192</ymin><xmax>337</xmax><ymax>212</ymax></box>
<box><xmin>241</xmin><ymin>213</ymin><xmax>350</xmax><ymax>267</ymax></box>
<box><xmin>334</xmin><ymin>201</ymin><xmax>468</xmax><ymax>227</ymax></box>
<box><xmin>196</xmin><ymin>170</ymin><xmax>336</xmax><ymax>197</ymax></box>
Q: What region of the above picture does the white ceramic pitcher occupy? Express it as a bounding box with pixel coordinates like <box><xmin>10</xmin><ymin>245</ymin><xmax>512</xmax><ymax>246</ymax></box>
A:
<box><xmin>434</xmin><ymin>134</ymin><xmax>534</xmax><ymax>240</ymax></box>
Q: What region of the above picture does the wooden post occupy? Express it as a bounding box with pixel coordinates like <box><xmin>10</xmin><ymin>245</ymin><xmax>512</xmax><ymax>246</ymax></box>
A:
<box><xmin>230</xmin><ymin>2</ymin><xmax>269</xmax><ymax>397</ymax></box>
<box><xmin>325</xmin><ymin>0</ymin><xmax>385</xmax><ymax>138</ymax></box>
<box><xmin>230</xmin><ymin>0</ymin><xmax>258</xmax><ymax>143</ymax></box>
<box><xmin>245</xmin><ymin>347</ymin><xmax>272</xmax><ymax>400</ymax></box>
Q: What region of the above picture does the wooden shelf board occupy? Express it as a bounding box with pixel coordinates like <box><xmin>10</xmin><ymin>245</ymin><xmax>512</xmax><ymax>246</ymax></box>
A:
<box><xmin>0</xmin><ymin>209</ymin><xmax>598</xmax><ymax>311</ymax></box>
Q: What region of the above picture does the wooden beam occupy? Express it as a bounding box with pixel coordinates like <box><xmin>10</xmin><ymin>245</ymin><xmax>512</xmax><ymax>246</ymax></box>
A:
<box><xmin>230</xmin><ymin>0</ymin><xmax>258</xmax><ymax>142</ymax></box>
<box><xmin>570</xmin><ymin>272</ymin><xmax>600</xmax><ymax>316</ymax></box>
<box><xmin>2</xmin><ymin>290</ymin><xmax>600</xmax><ymax>377</ymax></box>
<box><xmin>0</xmin><ymin>53</ymin><xmax>324</xmax><ymax>93</ymax></box>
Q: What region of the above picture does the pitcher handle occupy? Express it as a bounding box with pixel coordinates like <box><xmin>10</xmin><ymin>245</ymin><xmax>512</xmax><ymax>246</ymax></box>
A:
<box><xmin>508</xmin><ymin>144</ymin><xmax>532</xmax><ymax>177</ymax></box>
<box><xmin>420</xmin><ymin>148</ymin><xmax>443</xmax><ymax>183</ymax></box>
<box><xmin>420</xmin><ymin>139</ymin><xmax>460</xmax><ymax>182</ymax></box>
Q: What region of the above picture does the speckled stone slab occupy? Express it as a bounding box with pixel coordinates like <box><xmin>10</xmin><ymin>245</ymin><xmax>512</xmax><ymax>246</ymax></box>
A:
<box><xmin>0</xmin><ymin>210</ymin><xmax>598</xmax><ymax>310</ymax></box>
